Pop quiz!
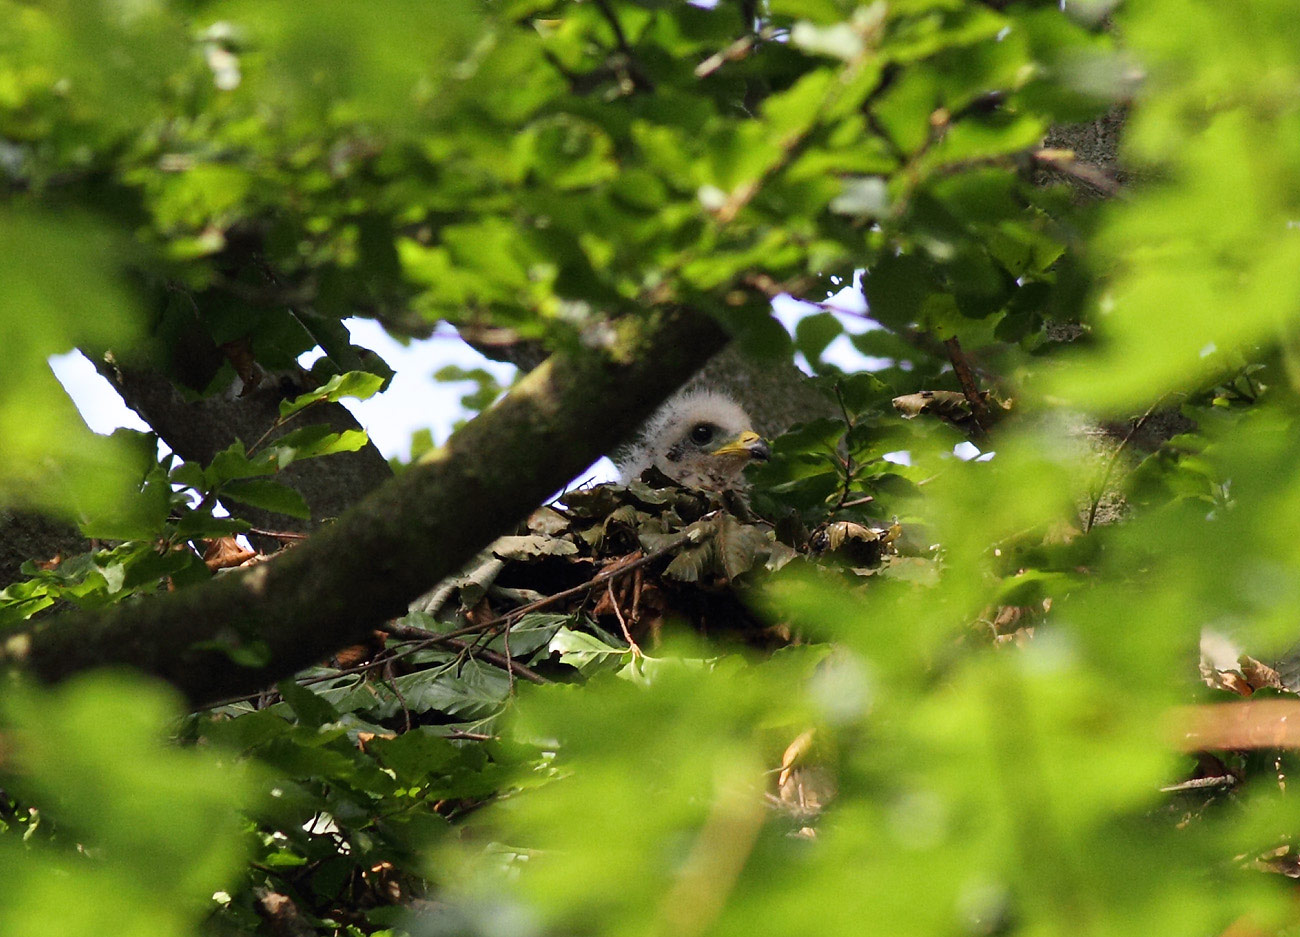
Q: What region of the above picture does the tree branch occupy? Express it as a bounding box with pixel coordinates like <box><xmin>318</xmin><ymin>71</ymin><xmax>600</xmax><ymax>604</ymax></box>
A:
<box><xmin>102</xmin><ymin>363</ymin><xmax>392</xmax><ymax>552</ymax></box>
<box><xmin>942</xmin><ymin>336</ymin><xmax>990</xmax><ymax>434</ymax></box>
<box><xmin>3</xmin><ymin>308</ymin><xmax>729</xmax><ymax>706</ymax></box>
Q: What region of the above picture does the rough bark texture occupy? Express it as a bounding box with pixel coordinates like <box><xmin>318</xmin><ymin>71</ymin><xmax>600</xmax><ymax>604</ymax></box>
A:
<box><xmin>684</xmin><ymin>345</ymin><xmax>836</xmax><ymax>439</ymax></box>
<box><xmin>1035</xmin><ymin>106</ymin><xmax>1129</xmax><ymax>201</ymax></box>
<box><xmin>6</xmin><ymin>308</ymin><xmax>729</xmax><ymax>705</ymax></box>
<box><xmin>1045</xmin><ymin>107</ymin><xmax>1127</xmax><ymax>180</ymax></box>
<box><xmin>0</xmin><ymin>510</ymin><xmax>89</xmax><ymax>588</ymax></box>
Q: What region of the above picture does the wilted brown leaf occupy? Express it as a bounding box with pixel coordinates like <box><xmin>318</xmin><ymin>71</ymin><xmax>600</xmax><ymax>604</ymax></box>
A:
<box><xmin>203</xmin><ymin>536</ymin><xmax>258</xmax><ymax>571</ymax></box>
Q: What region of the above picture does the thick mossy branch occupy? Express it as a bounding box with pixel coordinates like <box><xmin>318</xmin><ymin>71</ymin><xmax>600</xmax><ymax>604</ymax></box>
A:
<box><xmin>7</xmin><ymin>308</ymin><xmax>729</xmax><ymax>705</ymax></box>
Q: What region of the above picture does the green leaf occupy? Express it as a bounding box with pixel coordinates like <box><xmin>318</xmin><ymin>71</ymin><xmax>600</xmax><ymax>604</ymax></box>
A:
<box><xmin>206</xmin><ymin>441</ymin><xmax>275</xmax><ymax>488</ymax></box>
<box><xmin>173</xmin><ymin>512</ymin><xmax>251</xmax><ymax>540</ymax></box>
<box><xmin>486</xmin><ymin>613</ymin><xmax>579</xmax><ymax>658</ymax></box>
<box><xmin>794</xmin><ymin>312</ymin><xmax>845</xmax><ymax>364</ymax></box>
<box><xmin>0</xmin><ymin>674</ymin><xmax>261</xmax><ymax>934</ymax></box>
<box><xmin>221</xmin><ymin>478</ymin><xmax>311</xmax><ymax>520</ymax></box>
<box><xmin>366</xmin><ymin>728</ymin><xmax>459</xmax><ymax>784</ymax></box>
<box><xmin>168</xmin><ymin>461</ymin><xmax>206</xmax><ymax>491</ymax></box>
<box><xmin>863</xmin><ymin>254</ymin><xmax>940</xmax><ymax>328</ymax></box>
<box><xmin>516</xmin><ymin>114</ymin><xmax>618</xmax><ymax>190</ymax></box>
<box><xmin>0</xmin><ymin>208</ymin><xmax>143</xmax><ymax>519</ymax></box>
<box><xmin>278</xmin><ymin>371</ymin><xmax>387</xmax><ymax>419</ymax></box>
<box><xmin>548</xmin><ymin>628</ymin><xmax>631</xmax><ymax>669</ymax></box>
<box><xmin>266</xmin><ymin>426</ymin><xmax>370</xmax><ymax>467</ymax></box>
<box><xmin>277</xmin><ymin>679</ymin><xmax>341</xmax><ymax>728</ymax></box>
<box><xmin>390</xmin><ymin>658</ymin><xmax>511</xmax><ymax>718</ymax></box>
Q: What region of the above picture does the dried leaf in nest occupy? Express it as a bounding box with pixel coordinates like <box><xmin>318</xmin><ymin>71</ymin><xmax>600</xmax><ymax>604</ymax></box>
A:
<box><xmin>809</xmin><ymin>520</ymin><xmax>899</xmax><ymax>568</ymax></box>
<box><xmin>623</xmin><ymin>474</ymin><xmax>684</xmax><ymax>505</ymax></box>
<box><xmin>563</xmin><ymin>472</ymin><xmax>688</xmax><ymax>518</ymax></box>
<box><xmin>1201</xmin><ymin>668</ymin><xmax>1255</xmax><ymax>697</ymax></box>
<box><xmin>491</xmin><ymin>534</ymin><xmax>579</xmax><ymax>561</ymax></box>
<box><xmin>255</xmin><ymin>890</ymin><xmax>314</xmax><ymax>937</ymax></box>
<box><xmin>662</xmin><ymin>514</ymin><xmax>772</xmax><ymax>583</ymax></box>
<box><xmin>714</xmin><ymin>512</ymin><xmax>772</xmax><ymax>580</ymax></box>
<box><xmin>364</xmin><ymin>860</ymin><xmax>405</xmax><ymax>904</ymax></box>
<box><xmin>422</xmin><ymin>473</ymin><xmax>803</xmax><ymax>664</ymax></box>
<box><xmin>558</xmin><ymin>485</ymin><xmax>625</xmax><ymax>519</ymax></box>
<box><xmin>527</xmin><ymin>506</ymin><xmax>572</xmax><ymax>536</ymax></box>
<box><xmin>34</xmin><ymin>553</ymin><xmax>65</xmax><ymax>572</ymax></box>
<box><xmin>778</xmin><ymin>729</ymin><xmax>817</xmax><ymax>788</ymax></box>
<box><xmin>765</xmin><ymin>540</ymin><xmax>799</xmax><ymax>573</ymax></box>
<box><xmin>440</xmin><ymin>553</ymin><xmax>506</xmax><ymax>610</ymax></box>
<box><xmin>355</xmin><ymin>730</ymin><xmax>398</xmax><ymax>752</ymax></box>
<box><xmin>664</xmin><ymin>541</ymin><xmax>712</xmax><ymax>583</ymax></box>
<box><xmin>589</xmin><ymin>504</ymin><xmax>652</xmax><ymax>553</ymax></box>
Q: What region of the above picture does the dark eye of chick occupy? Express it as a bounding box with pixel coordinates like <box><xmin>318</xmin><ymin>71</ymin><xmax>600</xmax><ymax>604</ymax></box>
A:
<box><xmin>689</xmin><ymin>423</ymin><xmax>715</xmax><ymax>445</ymax></box>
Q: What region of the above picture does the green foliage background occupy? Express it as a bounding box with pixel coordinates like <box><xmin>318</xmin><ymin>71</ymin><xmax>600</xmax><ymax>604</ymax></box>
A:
<box><xmin>4</xmin><ymin>0</ymin><xmax>1300</xmax><ymax>935</ymax></box>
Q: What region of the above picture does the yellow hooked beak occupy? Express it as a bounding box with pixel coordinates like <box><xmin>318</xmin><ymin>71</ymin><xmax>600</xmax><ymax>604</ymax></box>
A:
<box><xmin>713</xmin><ymin>430</ymin><xmax>772</xmax><ymax>462</ymax></box>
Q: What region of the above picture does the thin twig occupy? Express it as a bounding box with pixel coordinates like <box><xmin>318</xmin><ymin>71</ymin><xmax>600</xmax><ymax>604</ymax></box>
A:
<box><xmin>502</xmin><ymin>620</ymin><xmax>515</xmax><ymax>694</ymax></box>
<box><xmin>591</xmin><ymin>0</ymin><xmax>631</xmax><ymax>52</ymax></box>
<box><xmin>1032</xmin><ymin>148</ymin><xmax>1124</xmax><ymax>198</ymax></box>
<box><xmin>830</xmin><ymin>381</ymin><xmax>857</xmax><ymax>513</ymax></box>
<box><xmin>608</xmin><ymin>576</ymin><xmax>642</xmax><ymax>657</ymax></box>
<box><xmin>695</xmin><ymin>27</ymin><xmax>780</xmax><ymax>78</ymax></box>
<box><xmin>445</xmin><ymin>635</ymin><xmax>547</xmax><ymax>685</ymax></box>
<box><xmin>695</xmin><ymin>35</ymin><xmax>755</xmax><ymax>78</ymax></box>
<box><xmin>247</xmin><ymin>409</ymin><xmax>298</xmax><ymax>456</ymax></box>
<box><xmin>1084</xmin><ymin>396</ymin><xmax>1168</xmax><ymax>533</ymax></box>
<box><xmin>247</xmin><ymin>526</ymin><xmax>310</xmax><ymax>542</ymax></box>
<box><xmin>453</xmin><ymin>530</ymin><xmax>692</xmax><ymax>636</ymax></box>
<box><xmin>202</xmin><ymin>642</ymin><xmax>429</xmax><ymax>709</ymax></box>
<box><xmin>630</xmin><ymin>566</ymin><xmax>643</xmax><ymax>623</ymax></box>
<box><xmin>942</xmin><ymin>336</ymin><xmax>989</xmax><ymax>432</ymax></box>
<box><xmin>204</xmin><ymin>530</ymin><xmax>695</xmax><ymax>710</ymax></box>
<box><xmin>382</xmin><ymin>657</ymin><xmax>413</xmax><ymax>732</ymax></box>
<box><xmin>803</xmin><ymin>299</ymin><xmax>872</xmax><ymax>318</ymax></box>
<box><xmin>711</xmin><ymin>43</ymin><xmax>879</xmax><ymax>224</ymax></box>
<box><xmin>387</xmin><ymin>622</ymin><xmax>548</xmax><ymax>685</ymax></box>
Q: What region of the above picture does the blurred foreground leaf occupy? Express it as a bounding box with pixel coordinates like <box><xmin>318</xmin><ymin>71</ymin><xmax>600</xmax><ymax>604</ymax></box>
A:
<box><xmin>0</xmin><ymin>673</ymin><xmax>260</xmax><ymax>937</ymax></box>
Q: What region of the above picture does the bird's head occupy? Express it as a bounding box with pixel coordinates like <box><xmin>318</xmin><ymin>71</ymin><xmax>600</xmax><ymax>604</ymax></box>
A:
<box><xmin>621</xmin><ymin>390</ymin><xmax>771</xmax><ymax>491</ymax></box>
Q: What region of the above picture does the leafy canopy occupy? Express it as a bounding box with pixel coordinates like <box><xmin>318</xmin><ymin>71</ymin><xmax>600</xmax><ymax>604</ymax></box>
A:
<box><xmin>4</xmin><ymin>1</ymin><xmax>1300</xmax><ymax>936</ymax></box>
